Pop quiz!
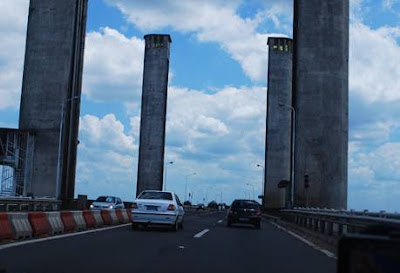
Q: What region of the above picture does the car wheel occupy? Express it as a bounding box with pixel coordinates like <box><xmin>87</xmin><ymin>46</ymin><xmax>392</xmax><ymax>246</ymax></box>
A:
<box><xmin>227</xmin><ymin>220</ymin><xmax>232</xmax><ymax>227</ymax></box>
<box><xmin>255</xmin><ymin>222</ymin><xmax>261</xmax><ymax>230</ymax></box>
<box><xmin>171</xmin><ymin>220</ymin><xmax>179</xmax><ymax>232</ymax></box>
<box><xmin>131</xmin><ymin>223</ymin><xmax>138</xmax><ymax>230</ymax></box>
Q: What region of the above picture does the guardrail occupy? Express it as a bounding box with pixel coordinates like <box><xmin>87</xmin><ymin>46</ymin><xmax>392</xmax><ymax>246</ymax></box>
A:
<box><xmin>0</xmin><ymin>197</ymin><xmax>61</xmax><ymax>212</ymax></box>
<box><xmin>279</xmin><ymin>208</ymin><xmax>400</xmax><ymax>237</ymax></box>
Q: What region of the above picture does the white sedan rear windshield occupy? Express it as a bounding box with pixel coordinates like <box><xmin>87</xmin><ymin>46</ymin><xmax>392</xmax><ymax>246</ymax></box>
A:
<box><xmin>138</xmin><ymin>192</ymin><xmax>173</xmax><ymax>200</ymax></box>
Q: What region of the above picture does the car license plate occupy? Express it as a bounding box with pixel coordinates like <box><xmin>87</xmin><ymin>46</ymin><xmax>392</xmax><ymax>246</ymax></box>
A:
<box><xmin>239</xmin><ymin>217</ymin><xmax>249</xmax><ymax>221</ymax></box>
<box><xmin>146</xmin><ymin>205</ymin><xmax>158</xmax><ymax>211</ymax></box>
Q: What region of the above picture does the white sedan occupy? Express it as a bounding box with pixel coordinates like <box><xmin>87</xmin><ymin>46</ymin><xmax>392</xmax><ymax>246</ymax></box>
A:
<box><xmin>131</xmin><ymin>190</ymin><xmax>184</xmax><ymax>231</ymax></box>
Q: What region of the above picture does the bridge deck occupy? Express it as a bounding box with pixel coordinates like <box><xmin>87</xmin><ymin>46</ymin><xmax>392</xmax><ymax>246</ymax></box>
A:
<box><xmin>0</xmin><ymin>211</ymin><xmax>335</xmax><ymax>273</ymax></box>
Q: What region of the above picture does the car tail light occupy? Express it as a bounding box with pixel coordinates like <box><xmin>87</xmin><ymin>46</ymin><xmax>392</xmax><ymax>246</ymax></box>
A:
<box><xmin>167</xmin><ymin>204</ymin><xmax>175</xmax><ymax>210</ymax></box>
<box><xmin>132</xmin><ymin>202</ymin><xmax>138</xmax><ymax>209</ymax></box>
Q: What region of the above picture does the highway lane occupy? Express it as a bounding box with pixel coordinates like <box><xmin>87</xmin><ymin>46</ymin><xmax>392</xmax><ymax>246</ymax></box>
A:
<box><xmin>0</xmin><ymin>211</ymin><xmax>336</xmax><ymax>273</ymax></box>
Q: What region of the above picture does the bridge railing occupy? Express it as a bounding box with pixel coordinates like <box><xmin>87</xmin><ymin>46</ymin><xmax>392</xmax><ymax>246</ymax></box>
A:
<box><xmin>279</xmin><ymin>207</ymin><xmax>400</xmax><ymax>237</ymax></box>
<box><xmin>0</xmin><ymin>196</ymin><xmax>62</xmax><ymax>212</ymax></box>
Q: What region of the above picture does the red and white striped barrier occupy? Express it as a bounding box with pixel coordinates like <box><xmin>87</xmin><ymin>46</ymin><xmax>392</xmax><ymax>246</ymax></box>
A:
<box><xmin>61</xmin><ymin>211</ymin><xmax>77</xmax><ymax>232</ymax></box>
<box><xmin>71</xmin><ymin>211</ymin><xmax>86</xmax><ymax>231</ymax></box>
<box><xmin>0</xmin><ymin>213</ymin><xmax>13</xmax><ymax>241</ymax></box>
<box><xmin>28</xmin><ymin>212</ymin><xmax>51</xmax><ymax>237</ymax></box>
<box><xmin>91</xmin><ymin>210</ymin><xmax>104</xmax><ymax>227</ymax></box>
<box><xmin>46</xmin><ymin>212</ymin><xmax>64</xmax><ymax>235</ymax></box>
<box><xmin>7</xmin><ymin>213</ymin><xmax>32</xmax><ymax>240</ymax></box>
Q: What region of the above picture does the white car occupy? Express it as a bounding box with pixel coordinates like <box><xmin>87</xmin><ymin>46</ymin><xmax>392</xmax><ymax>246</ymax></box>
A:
<box><xmin>131</xmin><ymin>190</ymin><xmax>184</xmax><ymax>231</ymax></box>
<box><xmin>90</xmin><ymin>196</ymin><xmax>125</xmax><ymax>210</ymax></box>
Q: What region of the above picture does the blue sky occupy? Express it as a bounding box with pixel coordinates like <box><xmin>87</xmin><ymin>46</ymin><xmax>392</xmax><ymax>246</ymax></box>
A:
<box><xmin>1</xmin><ymin>0</ymin><xmax>400</xmax><ymax>211</ymax></box>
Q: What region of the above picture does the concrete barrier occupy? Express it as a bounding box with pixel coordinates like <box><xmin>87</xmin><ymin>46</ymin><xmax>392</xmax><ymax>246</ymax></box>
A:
<box><xmin>101</xmin><ymin>210</ymin><xmax>112</xmax><ymax>225</ymax></box>
<box><xmin>115</xmin><ymin>209</ymin><xmax>125</xmax><ymax>224</ymax></box>
<box><xmin>61</xmin><ymin>211</ymin><xmax>76</xmax><ymax>232</ymax></box>
<box><xmin>7</xmin><ymin>213</ymin><xmax>33</xmax><ymax>239</ymax></box>
<box><xmin>71</xmin><ymin>211</ymin><xmax>86</xmax><ymax>231</ymax></box>
<box><xmin>91</xmin><ymin>210</ymin><xmax>103</xmax><ymax>227</ymax></box>
<box><xmin>46</xmin><ymin>212</ymin><xmax>64</xmax><ymax>235</ymax></box>
<box><xmin>121</xmin><ymin>210</ymin><xmax>130</xmax><ymax>223</ymax></box>
<box><xmin>28</xmin><ymin>212</ymin><xmax>51</xmax><ymax>237</ymax></box>
<box><xmin>82</xmin><ymin>210</ymin><xmax>96</xmax><ymax>228</ymax></box>
<box><xmin>0</xmin><ymin>213</ymin><xmax>13</xmax><ymax>241</ymax></box>
<box><xmin>126</xmin><ymin>209</ymin><xmax>132</xmax><ymax>221</ymax></box>
<box><xmin>109</xmin><ymin>210</ymin><xmax>119</xmax><ymax>225</ymax></box>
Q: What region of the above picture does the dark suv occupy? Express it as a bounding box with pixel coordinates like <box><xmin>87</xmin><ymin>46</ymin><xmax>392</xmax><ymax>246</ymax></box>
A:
<box><xmin>227</xmin><ymin>200</ymin><xmax>261</xmax><ymax>229</ymax></box>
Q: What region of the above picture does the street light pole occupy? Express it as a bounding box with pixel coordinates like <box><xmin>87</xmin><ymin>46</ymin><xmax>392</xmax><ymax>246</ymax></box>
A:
<box><xmin>256</xmin><ymin>164</ymin><xmax>264</xmax><ymax>203</ymax></box>
<box><xmin>185</xmin><ymin>172</ymin><xmax>196</xmax><ymax>202</ymax></box>
<box><xmin>246</xmin><ymin>183</ymin><xmax>255</xmax><ymax>200</ymax></box>
<box><xmin>163</xmin><ymin>161</ymin><xmax>173</xmax><ymax>191</ymax></box>
<box><xmin>279</xmin><ymin>103</ymin><xmax>295</xmax><ymax>208</ymax></box>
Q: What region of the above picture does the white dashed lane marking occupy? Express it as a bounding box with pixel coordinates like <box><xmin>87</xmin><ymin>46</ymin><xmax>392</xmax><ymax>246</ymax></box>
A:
<box><xmin>217</xmin><ymin>220</ymin><xmax>223</xmax><ymax>224</ymax></box>
<box><xmin>194</xmin><ymin>229</ymin><xmax>210</xmax><ymax>238</ymax></box>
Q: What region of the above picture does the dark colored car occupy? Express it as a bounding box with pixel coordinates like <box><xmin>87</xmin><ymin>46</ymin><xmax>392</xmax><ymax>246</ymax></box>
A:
<box><xmin>227</xmin><ymin>199</ymin><xmax>261</xmax><ymax>229</ymax></box>
<box><xmin>196</xmin><ymin>203</ymin><xmax>205</xmax><ymax>210</ymax></box>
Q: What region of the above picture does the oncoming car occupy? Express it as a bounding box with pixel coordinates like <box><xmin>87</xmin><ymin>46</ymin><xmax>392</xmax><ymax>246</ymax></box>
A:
<box><xmin>90</xmin><ymin>196</ymin><xmax>125</xmax><ymax>210</ymax></box>
<box><xmin>131</xmin><ymin>190</ymin><xmax>184</xmax><ymax>231</ymax></box>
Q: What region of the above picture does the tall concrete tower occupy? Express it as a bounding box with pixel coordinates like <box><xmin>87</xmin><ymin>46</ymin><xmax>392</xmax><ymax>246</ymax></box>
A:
<box><xmin>264</xmin><ymin>38</ymin><xmax>293</xmax><ymax>209</ymax></box>
<box><xmin>19</xmin><ymin>0</ymin><xmax>87</xmax><ymax>203</ymax></box>
<box><xmin>137</xmin><ymin>34</ymin><xmax>171</xmax><ymax>196</ymax></box>
<box><xmin>293</xmin><ymin>0</ymin><xmax>349</xmax><ymax>209</ymax></box>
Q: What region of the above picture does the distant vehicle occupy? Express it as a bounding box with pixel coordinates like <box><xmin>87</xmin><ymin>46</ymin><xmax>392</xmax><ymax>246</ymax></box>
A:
<box><xmin>196</xmin><ymin>203</ymin><xmax>205</xmax><ymax>210</ymax></box>
<box><xmin>208</xmin><ymin>201</ymin><xmax>218</xmax><ymax>209</ymax></box>
<box><xmin>183</xmin><ymin>200</ymin><xmax>192</xmax><ymax>206</ymax></box>
<box><xmin>131</xmin><ymin>190</ymin><xmax>184</xmax><ymax>231</ymax></box>
<box><xmin>227</xmin><ymin>199</ymin><xmax>261</xmax><ymax>229</ymax></box>
<box><xmin>90</xmin><ymin>196</ymin><xmax>125</xmax><ymax>210</ymax></box>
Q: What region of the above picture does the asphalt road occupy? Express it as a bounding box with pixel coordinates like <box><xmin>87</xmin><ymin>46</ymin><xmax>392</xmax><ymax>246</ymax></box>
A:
<box><xmin>0</xmin><ymin>211</ymin><xmax>336</xmax><ymax>273</ymax></box>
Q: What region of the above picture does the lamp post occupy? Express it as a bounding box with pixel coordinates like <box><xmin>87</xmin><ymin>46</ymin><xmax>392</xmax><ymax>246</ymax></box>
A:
<box><xmin>163</xmin><ymin>161</ymin><xmax>174</xmax><ymax>191</ymax></box>
<box><xmin>56</xmin><ymin>95</ymin><xmax>80</xmax><ymax>199</ymax></box>
<box><xmin>185</xmin><ymin>172</ymin><xmax>196</xmax><ymax>202</ymax></box>
<box><xmin>256</xmin><ymin>163</ymin><xmax>264</xmax><ymax>204</ymax></box>
<box><xmin>278</xmin><ymin>103</ymin><xmax>295</xmax><ymax>208</ymax></box>
<box><xmin>246</xmin><ymin>183</ymin><xmax>255</xmax><ymax>200</ymax></box>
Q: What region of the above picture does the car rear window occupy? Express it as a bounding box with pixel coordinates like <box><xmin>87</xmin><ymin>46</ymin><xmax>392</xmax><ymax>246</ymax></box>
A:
<box><xmin>232</xmin><ymin>201</ymin><xmax>259</xmax><ymax>209</ymax></box>
<box><xmin>138</xmin><ymin>192</ymin><xmax>173</xmax><ymax>200</ymax></box>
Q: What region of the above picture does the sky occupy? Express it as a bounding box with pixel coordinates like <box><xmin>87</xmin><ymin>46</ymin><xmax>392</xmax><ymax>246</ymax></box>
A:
<box><xmin>0</xmin><ymin>0</ymin><xmax>399</xmax><ymax>211</ymax></box>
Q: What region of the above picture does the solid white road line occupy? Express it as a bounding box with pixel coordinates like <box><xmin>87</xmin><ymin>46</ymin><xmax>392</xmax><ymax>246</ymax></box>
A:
<box><xmin>270</xmin><ymin>221</ymin><xmax>337</xmax><ymax>259</ymax></box>
<box><xmin>194</xmin><ymin>229</ymin><xmax>210</xmax><ymax>238</ymax></box>
<box><xmin>217</xmin><ymin>220</ymin><xmax>223</xmax><ymax>224</ymax></box>
<box><xmin>0</xmin><ymin>223</ymin><xmax>131</xmax><ymax>251</ymax></box>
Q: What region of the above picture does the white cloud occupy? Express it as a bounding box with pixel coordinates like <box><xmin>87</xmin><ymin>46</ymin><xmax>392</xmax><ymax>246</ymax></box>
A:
<box><xmin>0</xmin><ymin>0</ymin><xmax>28</xmax><ymax>110</ymax></box>
<box><xmin>79</xmin><ymin>114</ymin><xmax>136</xmax><ymax>154</ymax></box>
<box><xmin>350</xmin><ymin>23</ymin><xmax>400</xmax><ymax>103</ymax></box>
<box><xmin>104</xmin><ymin>0</ymin><xmax>289</xmax><ymax>82</ymax></box>
<box><xmin>83</xmin><ymin>27</ymin><xmax>144</xmax><ymax>102</ymax></box>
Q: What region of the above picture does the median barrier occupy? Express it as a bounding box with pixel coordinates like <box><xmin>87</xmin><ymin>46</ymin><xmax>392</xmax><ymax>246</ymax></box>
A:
<box><xmin>0</xmin><ymin>213</ymin><xmax>13</xmax><ymax>241</ymax></box>
<box><xmin>60</xmin><ymin>211</ymin><xmax>76</xmax><ymax>232</ymax></box>
<box><xmin>101</xmin><ymin>210</ymin><xmax>112</xmax><ymax>225</ymax></box>
<box><xmin>82</xmin><ymin>210</ymin><xmax>96</xmax><ymax>228</ymax></box>
<box><xmin>91</xmin><ymin>210</ymin><xmax>103</xmax><ymax>227</ymax></box>
<box><xmin>28</xmin><ymin>212</ymin><xmax>51</xmax><ymax>237</ymax></box>
<box><xmin>115</xmin><ymin>210</ymin><xmax>125</xmax><ymax>224</ymax></box>
<box><xmin>71</xmin><ymin>211</ymin><xmax>86</xmax><ymax>231</ymax></box>
<box><xmin>46</xmin><ymin>212</ymin><xmax>64</xmax><ymax>235</ymax></box>
<box><xmin>121</xmin><ymin>210</ymin><xmax>130</xmax><ymax>223</ymax></box>
<box><xmin>109</xmin><ymin>210</ymin><xmax>119</xmax><ymax>225</ymax></box>
<box><xmin>7</xmin><ymin>213</ymin><xmax>32</xmax><ymax>239</ymax></box>
<box><xmin>126</xmin><ymin>209</ymin><xmax>132</xmax><ymax>221</ymax></box>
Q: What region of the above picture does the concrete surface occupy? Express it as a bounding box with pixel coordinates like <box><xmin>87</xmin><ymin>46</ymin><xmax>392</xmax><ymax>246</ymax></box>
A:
<box><xmin>293</xmin><ymin>0</ymin><xmax>349</xmax><ymax>209</ymax></box>
<box><xmin>137</xmin><ymin>35</ymin><xmax>172</xmax><ymax>196</ymax></box>
<box><xmin>0</xmin><ymin>211</ymin><xmax>336</xmax><ymax>273</ymax></box>
<box><xmin>19</xmin><ymin>0</ymin><xmax>88</xmax><ymax>202</ymax></box>
<box><xmin>264</xmin><ymin>38</ymin><xmax>293</xmax><ymax>209</ymax></box>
